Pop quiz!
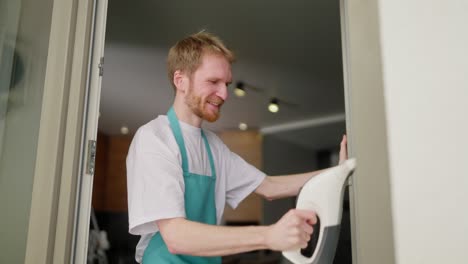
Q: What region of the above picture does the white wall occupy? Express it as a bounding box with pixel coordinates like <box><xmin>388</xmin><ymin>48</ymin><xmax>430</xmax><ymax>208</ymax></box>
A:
<box><xmin>378</xmin><ymin>0</ymin><xmax>468</xmax><ymax>263</ymax></box>
<box><xmin>345</xmin><ymin>0</ymin><xmax>468</xmax><ymax>263</ymax></box>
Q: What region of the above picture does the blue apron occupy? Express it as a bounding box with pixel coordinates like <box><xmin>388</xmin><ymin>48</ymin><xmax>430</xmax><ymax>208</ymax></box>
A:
<box><xmin>142</xmin><ymin>107</ymin><xmax>222</xmax><ymax>264</ymax></box>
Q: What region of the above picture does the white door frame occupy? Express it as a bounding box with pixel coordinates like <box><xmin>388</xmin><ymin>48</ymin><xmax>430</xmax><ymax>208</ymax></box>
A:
<box><xmin>339</xmin><ymin>0</ymin><xmax>396</xmax><ymax>263</ymax></box>
<box><xmin>339</xmin><ymin>0</ymin><xmax>358</xmax><ymax>263</ymax></box>
<box><xmin>71</xmin><ymin>0</ymin><xmax>108</xmax><ymax>263</ymax></box>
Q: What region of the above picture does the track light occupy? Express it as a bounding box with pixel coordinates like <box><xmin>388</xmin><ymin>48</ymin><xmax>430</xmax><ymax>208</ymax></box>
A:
<box><xmin>268</xmin><ymin>98</ymin><xmax>279</xmax><ymax>113</ymax></box>
<box><xmin>234</xmin><ymin>82</ymin><xmax>246</xmax><ymax>97</ymax></box>
<box><xmin>239</xmin><ymin>122</ymin><xmax>248</xmax><ymax>131</ymax></box>
<box><xmin>120</xmin><ymin>126</ymin><xmax>129</xmax><ymax>135</ymax></box>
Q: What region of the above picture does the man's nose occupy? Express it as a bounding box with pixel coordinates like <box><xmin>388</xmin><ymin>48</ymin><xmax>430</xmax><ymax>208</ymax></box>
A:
<box><xmin>217</xmin><ymin>84</ymin><xmax>229</xmax><ymax>101</ymax></box>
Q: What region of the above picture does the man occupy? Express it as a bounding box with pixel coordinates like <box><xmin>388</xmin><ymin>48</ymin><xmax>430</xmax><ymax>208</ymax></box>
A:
<box><xmin>126</xmin><ymin>31</ymin><xmax>348</xmax><ymax>263</ymax></box>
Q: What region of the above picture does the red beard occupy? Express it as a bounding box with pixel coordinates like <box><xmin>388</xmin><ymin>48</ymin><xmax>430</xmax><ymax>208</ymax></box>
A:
<box><xmin>186</xmin><ymin>91</ymin><xmax>223</xmax><ymax>122</ymax></box>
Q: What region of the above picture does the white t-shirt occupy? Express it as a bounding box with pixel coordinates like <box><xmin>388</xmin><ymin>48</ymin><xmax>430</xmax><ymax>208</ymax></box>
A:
<box><xmin>126</xmin><ymin>115</ymin><xmax>266</xmax><ymax>262</ymax></box>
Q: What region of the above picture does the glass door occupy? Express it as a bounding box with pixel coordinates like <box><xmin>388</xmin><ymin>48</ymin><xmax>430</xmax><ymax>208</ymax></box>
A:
<box><xmin>0</xmin><ymin>0</ymin><xmax>55</xmax><ymax>262</ymax></box>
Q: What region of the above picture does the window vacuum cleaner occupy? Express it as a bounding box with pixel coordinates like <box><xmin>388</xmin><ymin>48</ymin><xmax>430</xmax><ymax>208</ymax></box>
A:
<box><xmin>283</xmin><ymin>158</ymin><xmax>357</xmax><ymax>264</ymax></box>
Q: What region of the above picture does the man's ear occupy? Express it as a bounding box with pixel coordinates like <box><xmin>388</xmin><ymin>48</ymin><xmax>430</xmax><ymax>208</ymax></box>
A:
<box><xmin>173</xmin><ymin>70</ymin><xmax>187</xmax><ymax>93</ymax></box>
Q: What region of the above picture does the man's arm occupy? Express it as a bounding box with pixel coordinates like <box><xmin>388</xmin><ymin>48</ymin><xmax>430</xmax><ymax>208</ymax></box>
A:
<box><xmin>256</xmin><ymin>135</ymin><xmax>348</xmax><ymax>201</ymax></box>
<box><xmin>157</xmin><ymin>209</ymin><xmax>316</xmax><ymax>256</ymax></box>
<box><xmin>254</xmin><ymin>170</ymin><xmax>326</xmax><ymax>201</ymax></box>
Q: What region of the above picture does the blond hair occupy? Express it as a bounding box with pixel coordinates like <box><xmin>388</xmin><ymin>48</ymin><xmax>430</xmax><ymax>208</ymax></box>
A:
<box><xmin>167</xmin><ymin>31</ymin><xmax>235</xmax><ymax>90</ymax></box>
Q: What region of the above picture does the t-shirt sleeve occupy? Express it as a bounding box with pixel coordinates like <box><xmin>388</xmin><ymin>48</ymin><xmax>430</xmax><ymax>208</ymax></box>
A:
<box><xmin>221</xmin><ymin>142</ymin><xmax>266</xmax><ymax>209</ymax></box>
<box><xmin>126</xmin><ymin>126</ymin><xmax>186</xmax><ymax>235</ymax></box>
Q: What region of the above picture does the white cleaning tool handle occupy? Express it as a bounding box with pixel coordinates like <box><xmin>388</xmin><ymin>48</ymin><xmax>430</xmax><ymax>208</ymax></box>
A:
<box><xmin>282</xmin><ymin>158</ymin><xmax>356</xmax><ymax>264</ymax></box>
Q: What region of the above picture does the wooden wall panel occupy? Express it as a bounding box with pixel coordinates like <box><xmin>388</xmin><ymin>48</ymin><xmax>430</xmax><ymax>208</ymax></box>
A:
<box><xmin>92</xmin><ymin>130</ymin><xmax>264</xmax><ymax>219</ymax></box>
<box><xmin>104</xmin><ymin>135</ymin><xmax>132</xmax><ymax>212</ymax></box>
<box><xmin>218</xmin><ymin>131</ymin><xmax>262</xmax><ymax>169</ymax></box>
<box><xmin>218</xmin><ymin>130</ymin><xmax>263</xmax><ymax>223</ymax></box>
<box><xmin>92</xmin><ymin>132</ymin><xmax>108</xmax><ymax>211</ymax></box>
<box><xmin>92</xmin><ymin>133</ymin><xmax>132</xmax><ymax>212</ymax></box>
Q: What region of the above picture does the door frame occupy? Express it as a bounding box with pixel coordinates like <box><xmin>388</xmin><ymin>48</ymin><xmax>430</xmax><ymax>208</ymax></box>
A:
<box><xmin>339</xmin><ymin>0</ymin><xmax>358</xmax><ymax>263</ymax></box>
<box><xmin>71</xmin><ymin>0</ymin><xmax>108</xmax><ymax>263</ymax></box>
<box><xmin>65</xmin><ymin>1</ymin><xmax>362</xmax><ymax>263</ymax></box>
<box><xmin>23</xmin><ymin>0</ymin><xmax>107</xmax><ymax>263</ymax></box>
<box><xmin>339</xmin><ymin>0</ymin><xmax>396</xmax><ymax>263</ymax></box>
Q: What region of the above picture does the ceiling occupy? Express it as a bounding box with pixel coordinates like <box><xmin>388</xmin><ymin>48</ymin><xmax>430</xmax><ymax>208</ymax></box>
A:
<box><xmin>98</xmin><ymin>0</ymin><xmax>346</xmax><ymax>150</ymax></box>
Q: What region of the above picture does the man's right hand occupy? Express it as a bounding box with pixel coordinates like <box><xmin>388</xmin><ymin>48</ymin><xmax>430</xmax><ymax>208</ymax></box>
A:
<box><xmin>265</xmin><ymin>209</ymin><xmax>317</xmax><ymax>251</ymax></box>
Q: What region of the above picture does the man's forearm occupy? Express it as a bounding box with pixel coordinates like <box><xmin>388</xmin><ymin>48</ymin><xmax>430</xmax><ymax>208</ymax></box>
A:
<box><xmin>256</xmin><ymin>169</ymin><xmax>328</xmax><ymax>200</ymax></box>
<box><xmin>157</xmin><ymin>218</ymin><xmax>269</xmax><ymax>256</ymax></box>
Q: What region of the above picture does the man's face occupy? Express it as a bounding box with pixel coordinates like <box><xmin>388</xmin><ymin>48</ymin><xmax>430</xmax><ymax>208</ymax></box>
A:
<box><xmin>185</xmin><ymin>52</ymin><xmax>232</xmax><ymax>122</ymax></box>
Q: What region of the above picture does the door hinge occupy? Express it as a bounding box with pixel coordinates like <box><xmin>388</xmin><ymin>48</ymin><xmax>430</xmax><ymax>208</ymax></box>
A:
<box><xmin>86</xmin><ymin>140</ymin><xmax>97</xmax><ymax>175</ymax></box>
<box><xmin>98</xmin><ymin>57</ymin><xmax>104</xmax><ymax>76</ymax></box>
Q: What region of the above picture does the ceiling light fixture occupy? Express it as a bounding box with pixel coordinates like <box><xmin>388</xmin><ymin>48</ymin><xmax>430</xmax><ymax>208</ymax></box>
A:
<box><xmin>239</xmin><ymin>122</ymin><xmax>248</xmax><ymax>131</ymax></box>
<box><xmin>268</xmin><ymin>98</ymin><xmax>279</xmax><ymax>113</ymax></box>
<box><xmin>120</xmin><ymin>126</ymin><xmax>129</xmax><ymax>135</ymax></box>
<box><xmin>234</xmin><ymin>82</ymin><xmax>246</xmax><ymax>97</ymax></box>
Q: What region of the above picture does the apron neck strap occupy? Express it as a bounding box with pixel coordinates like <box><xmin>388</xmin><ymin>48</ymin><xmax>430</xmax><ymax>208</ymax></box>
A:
<box><xmin>167</xmin><ymin>107</ymin><xmax>216</xmax><ymax>178</ymax></box>
<box><xmin>201</xmin><ymin>130</ymin><xmax>216</xmax><ymax>178</ymax></box>
<box><xmin>167</xmin><ymin>107</ymin><xmax>189</xmax><ymax>172</ymax></box>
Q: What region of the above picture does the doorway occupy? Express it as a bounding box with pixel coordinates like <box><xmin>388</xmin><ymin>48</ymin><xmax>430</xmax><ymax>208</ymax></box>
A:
<box><xmin>89</xmin><ymin>0</ymin><xmax>350</xmax><ymax>263</ymax></box>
